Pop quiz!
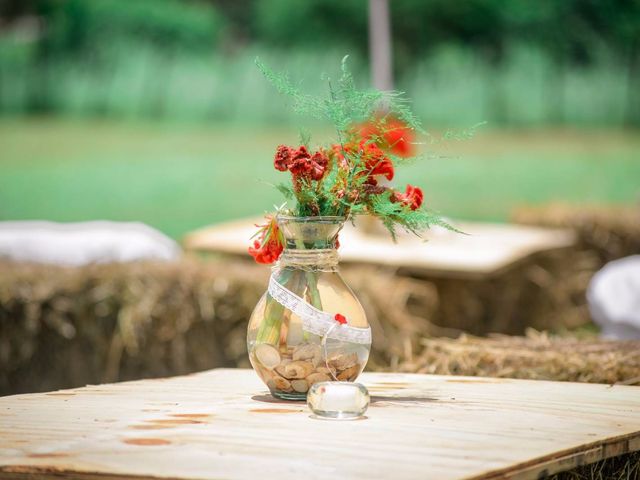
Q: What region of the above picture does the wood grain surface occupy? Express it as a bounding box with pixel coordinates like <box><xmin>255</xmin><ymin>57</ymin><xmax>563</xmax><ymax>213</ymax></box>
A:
<box><xmin>1</xmin><ymin>369</ymin><xmax>638</xmax><ymax>480</ymax></box>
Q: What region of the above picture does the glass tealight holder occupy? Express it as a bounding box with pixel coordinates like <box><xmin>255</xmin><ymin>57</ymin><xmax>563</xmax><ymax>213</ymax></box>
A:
<box><xmin>307</xmin><ymin>381</ymin><xmax>370</xmax><ymax>419</ymax></box>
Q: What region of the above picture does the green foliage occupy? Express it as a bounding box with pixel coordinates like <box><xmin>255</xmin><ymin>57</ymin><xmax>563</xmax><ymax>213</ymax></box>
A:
<box><xmin>257</xmin><ymin>56</ymin><xmax>423</xmax><ymax>138</ymax></box>
<box><xmin>275</xmin><ymin>183</ymin><xmax>294</xmax><ymax>200</ymax></box>
<box><xmin>38</xmin><ymin>0</ymin><xmax>222</xmax><ymax>58</ymax></box>
<box><xmin>2</xmin><ymin>0</ymin><xmax>640</xmax><ymax>124</ymax></box>
<box><xmin>254</xmin><ymin>0</ymin><xmax>368</xmax><ymax>52</ymax></box>
<box><xmin>369</xmin><ymin>195</ymin><xmax>464</xmax><ymax>240</ymax></box>
<box><xmin>257</xmin><ymin>57</ymin><xmax>459</xmax><ymax>238</ymax></box>
<box><xmin>0</xmin><ymin>43</ymin><xmax>633</xmax><ymax>125</ymax></box>
<box><xmin>253</xmin><ymin>0</ymin><xmax>640</xmax><ymax>69</ymax></box>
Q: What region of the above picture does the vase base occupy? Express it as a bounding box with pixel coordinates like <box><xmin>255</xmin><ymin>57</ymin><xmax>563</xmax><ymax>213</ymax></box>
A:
<box><xmin>271</xmin><ymin>390</ymin><xmax>307</xmax><ymax>401</ymax></box>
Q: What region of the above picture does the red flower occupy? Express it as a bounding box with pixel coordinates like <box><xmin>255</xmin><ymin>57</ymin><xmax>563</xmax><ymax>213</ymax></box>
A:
<box><xmin>309</xmin><ymin>150</ymin><xmax>329</xmax><ymax>181</ymax></box>
<box><xmin>288</xmin><ymin>146</ymin><xmax>310</xmax><ymax>175</ymax></box>
<box><xmin>331</xmin><ymin>144</ymin><xmax>350</xmax><ymax>170</ymax></box>
<box><xmin>383</xmin><ymin>119</ymin><xmax>415</xmax><ymax>158</ymax></box>
<box><xmin>368</xmin><ymin>157</ymin><xmax>394</xmax><ymax>181</ymax></box>
<box><xmin>275</xmin><ymin>145</ymin><xmax>329</xmax><ymax>181</ymax></box>
<box><xmin>334</xmin><ymin>313</ymin><xmax>347</xmax><ymax>324</ymax></box>
<box><xmin>274</xmin><ymin>145</ymin><xmax>292</xmax><ymax>172</ymax></box>
<box><xmin>248</xmin><ymin>216</ymin><xmax>284</xmax><ymax>265</ymax></box>
<box><xmin>356</xmin><ymin>122</ymin><xmax>378</xmax><ymax>143</ymax></box>
<box><xmin>356</xmin><ymin>116</ymin><xmax>415</xmax><ymax>158</ymax></box>
<box><xmin>392</xmin><ymin>184</ymin><xmax>424</xmax><ymax>211</ymax></box>
<box><xmin>248</xmin><ymin>238</ymin><xmax>283</xmax><ymax>264</ymax></box>
<box><xmin>331</xmin><ymin>140</ymin><xmax>393</xmax><ymax>189</ymax></box>
<box><xmin>359</xmin><ymin>140</ymin><xmax>394</xmax><ymax>181</ymax></box>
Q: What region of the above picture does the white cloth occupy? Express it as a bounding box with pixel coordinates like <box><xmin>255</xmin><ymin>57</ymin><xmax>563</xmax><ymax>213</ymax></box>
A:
<box><xmin>0</xmin><ymin>221</ymin><xmax>180</xmax><ymax>266</ymax></box>
<box><xmin>587</xmin><ymin>255</ymin><xmax>640</xmax><ymax>340</ymax></box>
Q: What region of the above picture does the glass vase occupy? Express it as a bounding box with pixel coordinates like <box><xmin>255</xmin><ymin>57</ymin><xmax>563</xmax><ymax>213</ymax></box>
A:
<box><xmin>247</xmin><ymin>216</ymin><xmax>371</xmax><ymax>400</ymax></box>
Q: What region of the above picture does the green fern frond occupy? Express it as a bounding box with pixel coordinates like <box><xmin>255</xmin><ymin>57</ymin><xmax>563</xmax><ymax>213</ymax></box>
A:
<box><xmin>257</xmin><ymin>56</ymin><xmax>465</xmax><ymax>239</ymax></box>
<box><xmin>275</xmin><ymin>183</ymin><xmax>294</xmax><ymax>200</ymax></box>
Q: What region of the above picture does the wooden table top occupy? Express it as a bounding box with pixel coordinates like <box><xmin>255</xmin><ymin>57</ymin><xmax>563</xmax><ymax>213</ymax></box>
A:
<box><xmin>1</xmin><ymin>369</ymin><xmax>638</xmax><ymax>480</ymax></box>
<box><xmin>183</xmin><ymin>218</ymin><xmax>575</xmax><ymax>279</ymax></box>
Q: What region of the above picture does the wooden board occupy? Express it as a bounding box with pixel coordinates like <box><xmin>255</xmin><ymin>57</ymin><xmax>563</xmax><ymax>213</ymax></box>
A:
<box><xmin>183</xmin><ymin>218</ymin><xmax>575</xmax><ymax>278</ymax></box>
<box><xmin>1</xmin><ymin>369</ymin><xmax>638</xmax><ymax>480</ymax></box>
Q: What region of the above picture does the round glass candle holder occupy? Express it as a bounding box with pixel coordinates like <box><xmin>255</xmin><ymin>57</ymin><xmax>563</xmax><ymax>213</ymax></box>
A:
<box><xmin>307</xmin><ymin>381</ymin><xmax>370</xmax><ymax>419</ymax></box>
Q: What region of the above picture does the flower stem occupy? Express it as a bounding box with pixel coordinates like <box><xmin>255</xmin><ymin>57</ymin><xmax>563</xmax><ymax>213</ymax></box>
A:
<box><xmin>256</xmin><ymin>269</ymin><xmax>293</xmax><ymax>344</ymax></box>
<box><xmin>305</xmin><ymin>271</ymin><xmax>323</xmax><ymax>310</ymax></box>
<box><xmin>255</xmin><ymin>240</ymin><xmax>326</xmax><ymax>345</ymax></box>
<box><xmin>293</xmin><ymin>237</ymin><xmax>323</xmax><ymax>311</ymax></box>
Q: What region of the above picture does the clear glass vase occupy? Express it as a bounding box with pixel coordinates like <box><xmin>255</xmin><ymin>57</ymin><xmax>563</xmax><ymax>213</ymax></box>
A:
<box><xmin>247</xmin><ymin>216</ymin><xmax>371</xmax><ymax>400</ymax></box>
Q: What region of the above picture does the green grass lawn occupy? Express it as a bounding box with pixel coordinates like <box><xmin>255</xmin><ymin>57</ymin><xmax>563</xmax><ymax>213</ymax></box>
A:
<box><xmin>1</xmin><ymin>118</ymin><xmax>639</xmax><ymax>239</ymax></box>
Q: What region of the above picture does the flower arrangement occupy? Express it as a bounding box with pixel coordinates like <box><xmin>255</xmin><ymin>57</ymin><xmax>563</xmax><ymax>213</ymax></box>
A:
<box><xmin>245</xmin><ymin>57</ymin><xmax>474</xmax><ymax>399</ymax></box>
<box><xmin>249</xmin><ymin>56</ymin><xmax>458</xmax><ymax>264</ymax></box>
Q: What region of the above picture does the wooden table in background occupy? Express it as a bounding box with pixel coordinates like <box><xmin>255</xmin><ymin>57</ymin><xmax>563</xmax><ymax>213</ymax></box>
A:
<box><xmin>1</xmin><ymin>369</ymin><xmax>639</xmax><ymax>480</ymax></box>
<box><xmin>183</xmin><ymin>218</ymin><xmax>576</xmax><ymax>279</ymax></box>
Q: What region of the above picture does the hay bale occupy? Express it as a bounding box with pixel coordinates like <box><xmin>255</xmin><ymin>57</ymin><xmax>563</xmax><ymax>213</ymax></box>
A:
<box><xmin>3</xmin><ymin>251</ymin><xmax>638</xmax><ymax>395</ymax></box>
<box><xmin>0</xmin><ymin>259</ymin><xmax>435</xmax><ymax>395</ymax></box>
<box><xmin>0</xmin><ymin>257</ymin><xmax>617</xmax><ymax>396</ymax></box>
<box><xmin>414</xmin><ymin>247</ymin><xmax>597</xmax><ymax>335</ymax></box>
<box><xmin>505</xmin><ymin>203</ymin><xmax>640</xmax><ymax>337</ymax></box>
<box><xmin>342</xmin><ymin>265</ymin><xmax>440</xmax><ymax>370</ymax></box>
<box><xmin>513</xmin><ymin>203</ymin><xmax>640</xmax><ymax>263</ymax></box>
<box><xmin>0</xmin><ymin>258</ymin><xmax>268</xmax><ymax>395</ymax></box>
<box><xmin>551</xmin><ymin>451</ymin><xmax>639</xmax><ymax>480</ymax></box>
<box><xmin>399</xmin><ymin>329</ymin><xmax>640</xmax><ymax>385</ymax></box>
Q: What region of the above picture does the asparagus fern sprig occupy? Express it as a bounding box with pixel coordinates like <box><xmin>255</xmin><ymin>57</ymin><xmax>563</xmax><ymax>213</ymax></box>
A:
<box><xmin>249</xmin><ymin>57</ymin><xmax>464</xmax><ymax>264</ymax></box>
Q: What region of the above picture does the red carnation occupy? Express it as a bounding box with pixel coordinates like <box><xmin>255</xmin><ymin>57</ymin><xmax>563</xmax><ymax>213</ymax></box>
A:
<box><xmin>276</xmin><ymin>145</ymin><xmax>329</xmax><ymax>182</ymax></box>
<box><xmin>288</xmin><ymin>146</ymin><xmax>312</xmax><ymax>176</ymax></box>
<box><xmin>291</xmin><ymin>145</ymin><xmax>311</xmax><ymax>161</ymax></box>
<box><xmin>248</xmin><ymin>216</ymin><xmax>284</xmax><ymax>265</ymax></box>
<box><xmin>274</xmin><ymin>145</ymin><xmax>292</xmax><ymax>171</ymax></box>
<box><xmin>392</xmin><ymin>184</ymin><xmax>424</xmax><ymax>211</ymax></box>
<box><xmin>309</xmin><ymin>150</ymin><xmax>329</xmax><ymax>181</ymax></box>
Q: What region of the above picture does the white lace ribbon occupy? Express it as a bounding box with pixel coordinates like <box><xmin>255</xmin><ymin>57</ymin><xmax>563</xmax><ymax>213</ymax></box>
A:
<box><xmin>267</xmin><ymin>274</ymin><xmax>372</xmax><ymax>345</ymax></box>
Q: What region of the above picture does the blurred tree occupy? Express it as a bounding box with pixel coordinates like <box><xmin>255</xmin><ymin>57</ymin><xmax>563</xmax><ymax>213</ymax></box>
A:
<box><xmin>368</xmin><ymin>0</ymin><xmax>393</xmax><ymax>90</ymax></box>
<box><xmin>253</xmin><ymin>0</ymin><xmax>368</xmax><ymax>52</ymax></box>
<box><xmin>388</xmin><ymin>0</ymin><xmax>510</xmax><ymax>122</ymax></box>
<box><xmin>206</xmin><ymin>0</ymin><xmax>255</xmax><ymax>53</ymax></box>
<box><xmin>25</xmin><ymin>0</ymin><xmax>223</xmax><ymax>114</ymax></box>
<box><xmin>0</xmin><ymin>0</ymin><xmax>37</xmax><ymax>18</ymax></box>
<box><xmin>34</xmin><ymin>0</ymin><xmax>222</xmax><ymax>57</ymax></box>
<box><xmin>503</xmin><ymin>0</ymin><xmax>640</xmax><ymax>124</ymax></box>
<box><xmin>590</xmin><ymin>0</ymin><xmax>640</xmax><ymax>126</ymax></box>
<box><xmin>1</xmin><ymin>0</ymin><xmax>638</xmax><ymax>124</ymax></box>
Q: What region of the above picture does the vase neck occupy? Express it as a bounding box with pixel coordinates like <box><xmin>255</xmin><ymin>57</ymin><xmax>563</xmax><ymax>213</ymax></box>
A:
<box><xmin>277</xmin><ymin>216</ymin><xmax>344</xmax><ymax>248</ymax></box>
<box><xmin>275</xmin><ymin>216</ymin><xmax>344</xmax><ymax>271</ymax></box>
<box><xmin>279</xmin><ymin>248</ymin><xmax>339</xmax><ymax>271</ymax></box>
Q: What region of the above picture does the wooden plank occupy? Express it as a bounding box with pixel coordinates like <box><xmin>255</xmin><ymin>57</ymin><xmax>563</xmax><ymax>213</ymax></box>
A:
<box><xmin>182</xmin><ymin>218</ymin><xmax>575</xmax><ymax>278</ymax></box>
<box><xmin>0</xmin><ymin>369</ymin><xmax>638</xmax><ymax>480</ymax></box>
